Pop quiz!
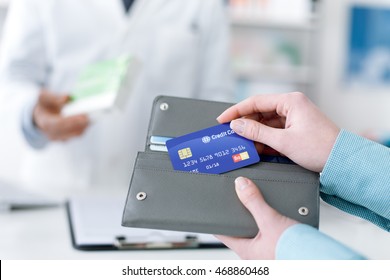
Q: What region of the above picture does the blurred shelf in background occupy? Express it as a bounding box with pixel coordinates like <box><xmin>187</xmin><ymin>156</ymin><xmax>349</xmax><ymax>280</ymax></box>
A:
<box><xmin>231</xmin><ymin>15</ymin><xmax>316</xmax><ymax>31</ymax></box>
<box><xmin>228</xmin><ymin>0</ymin><xmax>318</xmax><ymax>101</ymax></box>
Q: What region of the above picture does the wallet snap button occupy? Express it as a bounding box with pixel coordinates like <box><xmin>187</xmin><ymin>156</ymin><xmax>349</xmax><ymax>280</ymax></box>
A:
<box><xmin>136</xmin><ymin>192</ymin><xmax>147</xmax><ymax>201</ymax></box>
<box><xmin>160</xmin><ymin>103</ymin><xmax>169</xmax><ymax>111</ymax></box>
<box><xmin>298</xmin><ymin>207</ymin><xmax>309</xmax><ymax>216</ymax></box>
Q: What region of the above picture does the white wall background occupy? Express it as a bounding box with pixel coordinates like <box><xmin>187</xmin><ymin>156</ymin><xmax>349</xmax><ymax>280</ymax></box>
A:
<box><xmin>317</xmin><ymin>0</ymin><xmax>390</xmax><ymax>134</ymax></box>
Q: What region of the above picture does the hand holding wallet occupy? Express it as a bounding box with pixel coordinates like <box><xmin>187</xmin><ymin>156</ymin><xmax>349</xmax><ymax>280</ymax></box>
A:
<box><xmin>122</xmin><ymin>96</ymin><xmax>319</xmax><ymax>238</ymax></box>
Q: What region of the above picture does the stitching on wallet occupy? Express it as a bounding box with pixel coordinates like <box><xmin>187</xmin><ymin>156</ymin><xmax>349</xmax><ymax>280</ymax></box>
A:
<box><xmin>134</xmin><ymin>167</ymin><xmax>318</xmax><ymax>185</ymax></box>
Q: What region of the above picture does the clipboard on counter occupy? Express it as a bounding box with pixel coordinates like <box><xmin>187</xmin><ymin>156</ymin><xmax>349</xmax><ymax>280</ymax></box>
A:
<box><xmin>66</xmin><ymin>195</ymin><xmax>224</xmax><ymax>251</ymax></box>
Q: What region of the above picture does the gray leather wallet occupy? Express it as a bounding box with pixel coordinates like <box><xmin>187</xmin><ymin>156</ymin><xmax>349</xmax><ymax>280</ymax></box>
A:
<box><xmin>122</xmin><ymin>96</ymin><xmax>320</xmax><ymax>237</ymax></box>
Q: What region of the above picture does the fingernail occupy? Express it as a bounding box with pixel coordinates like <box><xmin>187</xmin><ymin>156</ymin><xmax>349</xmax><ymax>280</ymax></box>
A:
<box><xmin>230</xmin><ymin>119</ymin><xmax>245</xmax><ymax>134</ymax></box>
<box><xmin>235</xmin><ymin>177</ymin><xmax>249</xmax><ymax>191</ymax></box>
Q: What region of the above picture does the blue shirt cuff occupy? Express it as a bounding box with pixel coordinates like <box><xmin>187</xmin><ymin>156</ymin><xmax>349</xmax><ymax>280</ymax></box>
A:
<box><xmin>320</xmin><ymin>130</ymin><xmax>390</xmax><ymax>231</ymax></box>
<box><xmin>21</xmin><ymin>97</ymin><xmax>49</xmax><ymax>149</ymax></box>
<box><xmin>276</xmin><ymin>224</ymin><xmax>366</xmax><ymax>260</ymax></box>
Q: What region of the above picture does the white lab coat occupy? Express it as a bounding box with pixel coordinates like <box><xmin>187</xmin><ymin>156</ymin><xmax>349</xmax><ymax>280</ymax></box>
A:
<box><xmin>0</xmin><ymin>0</ymin><xmax>232</xmax><ymax>196</ymax></box>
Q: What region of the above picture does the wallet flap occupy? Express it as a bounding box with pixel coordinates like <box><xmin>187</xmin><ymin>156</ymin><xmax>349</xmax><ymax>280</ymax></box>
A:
<box><xmin>146</xmin><ymin>96</ymin><xmax>233</xmax><ymax>151</ymax></box>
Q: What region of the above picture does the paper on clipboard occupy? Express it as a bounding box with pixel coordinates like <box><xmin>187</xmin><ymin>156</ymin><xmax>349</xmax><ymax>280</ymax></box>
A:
<box><xmin>67</xmin><ymin>195</ymin><xmax>222</xmax><ymax>250</ymax></box>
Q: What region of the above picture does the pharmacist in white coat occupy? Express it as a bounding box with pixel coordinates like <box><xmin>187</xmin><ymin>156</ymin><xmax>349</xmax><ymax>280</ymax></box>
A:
<box><xmin>0</xmin><ymin>0</ymin><xmax>232</xmax><ymax>196</ymax></box>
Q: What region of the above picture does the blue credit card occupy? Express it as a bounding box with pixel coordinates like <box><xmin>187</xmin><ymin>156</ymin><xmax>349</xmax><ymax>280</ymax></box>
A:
<box><xmin>166</xmin><ymin>123</ymin><xmax>260</xmax><ymax>174</ymax></box>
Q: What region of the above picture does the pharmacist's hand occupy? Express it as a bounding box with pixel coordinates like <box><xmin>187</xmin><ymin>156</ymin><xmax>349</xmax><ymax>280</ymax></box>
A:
<box><xmin>217</xmin><ymin>92</ymin><xmax>340</xmax><ymax>172</ymax></box>
<box><xmin>33</xmin><ymin>89</ymin><xmax>89</xmax><ymax>141</ymax></box>
<box><xmin>215</xmin><ymin>177</ymin><xmax>298</xmax><ymax>259</ymax></box>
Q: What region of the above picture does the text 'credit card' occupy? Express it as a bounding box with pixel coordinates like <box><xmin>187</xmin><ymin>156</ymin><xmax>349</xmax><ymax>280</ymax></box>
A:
<box><xmin>166</xmin><ymin>123</ymin><xmax>260</xmax><ymax>174</ymax></box>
